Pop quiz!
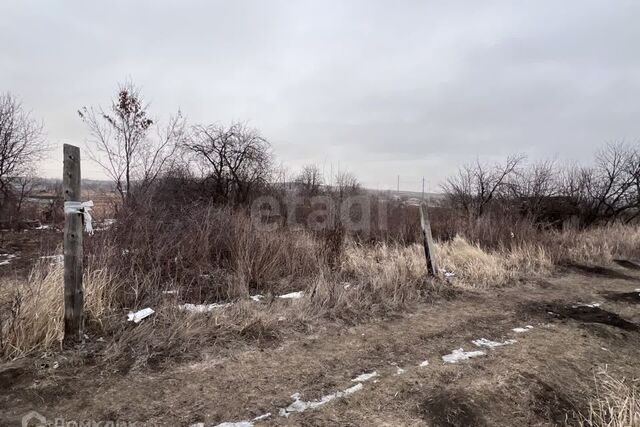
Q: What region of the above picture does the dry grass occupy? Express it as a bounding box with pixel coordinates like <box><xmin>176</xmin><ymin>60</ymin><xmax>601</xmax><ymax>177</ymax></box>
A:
<box><xmin>0</xmin><ymin>260</ymin><xmax>117</xmax><ymax>359</ymax></box>
<box><xmin>437</xmin><ymin>236</ymin><xmax>553</xmax><ymax>287</ymax></box>
<box><xmin>551</xmin><ymin>224</ymin><xmax>640</xmax><ymax>265</ymax></box>
<box><xmin>2</xmin><ymin>212</ymin><xmax>640</xmax><ymax>361</ymax></box>
<box><xmin>579</xmin><ymin>369</ymin><xmax>640</xmax><ymax>427</ymax></box>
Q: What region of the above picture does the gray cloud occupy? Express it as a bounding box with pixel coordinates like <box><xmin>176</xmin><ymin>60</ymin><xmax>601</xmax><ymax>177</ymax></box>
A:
<box><xmin>2</xmin><ymin>0</ymin><xmax>639</xmax><ymax>191</ymax></box>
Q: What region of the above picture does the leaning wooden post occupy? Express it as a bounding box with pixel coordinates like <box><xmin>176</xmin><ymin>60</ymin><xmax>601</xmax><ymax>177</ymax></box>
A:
<box><xmin>419</xmin><ymin>202</ymin><xmax>438</xmax><ymax>276</ymax></box>
<box><xmin>63</xmin><ymin>144</ymin><xmax>84</xmax><ymax>344</ymax></box>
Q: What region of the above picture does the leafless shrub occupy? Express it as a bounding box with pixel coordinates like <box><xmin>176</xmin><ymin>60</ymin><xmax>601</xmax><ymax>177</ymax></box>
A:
<box><xmin>442</xmin><ymin>154</ymin><xmax>525</xmax><ymax>219</ymax></box>
<box><xmin>333</xmin><ymin>170</ymin><xmax>361</xmax><ymax>200</ymax></box>
<box><xmin>295</xmin><ymin>164</ymin><xmax>324</xmax><ymax>197</ymax></box>
<box><xmin>507</xmin><ymin>159</ymin><xmax>560</xmax><ymax>220</ymax></box>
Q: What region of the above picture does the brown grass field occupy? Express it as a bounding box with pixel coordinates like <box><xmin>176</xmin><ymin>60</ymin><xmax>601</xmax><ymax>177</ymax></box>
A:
<box><xmin>1</xmin><ymin>219</ymin><xmax>640</xmax><ymax>426</ymax></box>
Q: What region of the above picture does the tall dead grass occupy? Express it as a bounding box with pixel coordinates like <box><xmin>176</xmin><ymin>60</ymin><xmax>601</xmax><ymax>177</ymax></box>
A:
<box><xmin>550</xmin><ymin>224</ymin><xmax>640</xmax><ymax>265</ymax></box>
<box><xmin>437</xmin><ymin>236</ymin><xmax>553</xmax><ymax>287</ymax></box>
<box><xmin>579</xmin><ymin>369</ymin><xmax>640</xmax><ymax>427</ymax></box>
<box><xmin>3</xmin><ymin>206</ymin><xmax>640</xmax><ymax>361</ymax></box>
<box><xmin>0</xmin><ymin>260</ymin><xmax>116</xmax><ymax>359</ymax></box>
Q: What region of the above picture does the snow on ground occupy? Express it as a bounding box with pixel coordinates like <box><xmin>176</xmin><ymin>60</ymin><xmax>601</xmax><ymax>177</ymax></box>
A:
<box><xmin>178</xmin><ymin>291</ymin><xmax>303</xmax><ymax>313</ymax></box>
<box><xmin>178</xmin><ymin>303</ymin><xmax>233</xmax><ymax>313</ymax></box>
<box><xmin>442</xmin><ymin>348</ymin><xmax>486</xmax><ymax>363</ymax></box>
<box><xmin>419</xmin><ymin>360</ymin><xmax>429</xmax><ymax>367</ymax></box>
<box><xmin>512</xmin><ymin>325</ymin><xmax>534</xmax><ymax>333</ymax></box>
<box><xmin>0</xmin><ymin>253</ymin><xmax>18</xmax><ymax>266</ymax></box>
<box><xmin>278</xmin><ymin>291</ymin><xmax>304</xmax><ymax>299</ymax></box>
<box><xmin>279</xmin><ymin>384</ymin><xmax>363</xmax><ymax>417</ymax></box>
<box><xmin>208</xmin><ymin>413</ymin><xmax>272</xmax><ymax>427</ymax></box>
<box><xmin>351</xmin><ymin>371</ymin><xmax>378</xmax><ymax>382</ymax></box>
<box><xmin>127</xmin><ymin>308</ymin><xmax>155</xmax><ymax>323</ymax></box>
<box><xmin>40</xmin><ymin>254</ymin><xmax>63</xmax><ymax>265</ymax></box>
<box><xmin>572</xmin><ymin>302</ymin><xmax>601</xmax><ymax>308</ymax></box>
<box><xmin>472</xmin><ymin>338</ymin><xmax>517</xmax><ymax>348</ymax></box>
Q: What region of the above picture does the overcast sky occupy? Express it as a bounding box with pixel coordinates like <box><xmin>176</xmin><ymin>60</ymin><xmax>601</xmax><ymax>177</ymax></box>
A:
<box><xmin>2</xmin><ymin>1</ymin><xmax>640</xmax><ymax>192</ymax></box>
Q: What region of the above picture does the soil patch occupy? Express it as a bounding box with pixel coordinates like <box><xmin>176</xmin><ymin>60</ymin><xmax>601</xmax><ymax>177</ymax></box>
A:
<box><xmin>523</xmin><ymin>374</ymin><xmax>578</xmax><ymax>425</ymax></box>
<box><xmin>531</xmin><ymin>302</ymin><xmax>639</xmax><ymax>331</ymax></box>
<box><xmin>602</xmin><ymin>291</ymin><xmax>640</xmax><ymax>304</ymax></box>
<box><xmin>613</xmin><ymin>259</ymin><xmax>640</xmax><ymax>270</ymax></box>
<box><xmin>419</xmin><ymin>389</ymin><xmax>487</xmax><ymax>427</ymax></box>
<box><xmin>565</xmin><ymin>263</ymin><xmax>636</xmax><ymax>280</ymax></box>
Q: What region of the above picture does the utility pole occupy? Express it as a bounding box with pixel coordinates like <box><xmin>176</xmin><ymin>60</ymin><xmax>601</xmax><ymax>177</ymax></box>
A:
<box><xmin>63</xmin><ymin>144</ymin><xmax>84</xmax><ymax>344</ymax></box>
<box><xmin>397</xmin><ymin>175</ymin><xmax>400</xmax><ymax>194</ymax></box>
<box><xmin>420</xmin><ymin>202</ymin><xmax>438</xmax><ymax>276</ymax></box>
<box><xmin>422</xmin><ymin>177</ymin><xmax>425</xmax><ymax>200</ymax></box>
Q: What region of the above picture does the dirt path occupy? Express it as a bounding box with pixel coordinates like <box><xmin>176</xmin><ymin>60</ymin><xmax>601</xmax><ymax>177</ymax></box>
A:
<box><xmin>2</xmin><ymin>265</ymin><xmax>640</xmax><ymax>426</ymax></box>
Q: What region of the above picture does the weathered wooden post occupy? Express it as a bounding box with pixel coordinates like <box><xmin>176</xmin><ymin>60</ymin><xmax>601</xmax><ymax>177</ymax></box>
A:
<box><xmin>419</xmin><ymin>202</ymin><xmax>438</xmax><ymax>276</ymax></box>
<box><xmin>63</xmin><ymin>144</ymin><xmax>83</xmax><ymax>344</ymax></box>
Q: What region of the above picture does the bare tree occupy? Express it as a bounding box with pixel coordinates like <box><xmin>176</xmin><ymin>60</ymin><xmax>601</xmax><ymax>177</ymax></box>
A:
<box><xmin>0</xmin><ymin>93</ymin><xmax>46</xmax><ymax>218</ymax></box>
<box><xmin>78</xmin><ymin>82</ymin><xmax>184</xmax><ymax>203</ymax></box>
<box><xmin>333</xmin><ymin>170</ymin><xmax>361</xmax><ymax>200</ymax></box>
<box><xmin>295</xmin><ymin>164</ymin><xmax>324</xmax><ymax>197</ymax></box>
<box><xmin>185</xmin><ymin>122</ymin><xmax>272</xmax><ymax>204</ymax></box>
<box><xmin>582</xmin><ymin>142</ymin><xmax>640</xmax><ymax>224</ymax></box>
<box><xmin>508</xmin><ymin>159</ymin><xmax>559</xmax><ymax>219</ymax></box>
<box><xmin>442</xmin><ymin>154</ymin><xmax>525</xmax><ymax>218</ymax></box>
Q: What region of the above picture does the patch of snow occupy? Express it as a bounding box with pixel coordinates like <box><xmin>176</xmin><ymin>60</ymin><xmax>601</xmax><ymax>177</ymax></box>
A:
<box><xmin>443</xmin><ymin>271</ymin><xmax>455</xmax><ymax>278</ymax></box>
<box><xmin>252</xmin><ymin>413</ymin><xmax>271</xmax><ymax>422</ymax></box>
<box><xmin>0</xmin><ymin>253</ymin><xmax>18</xmax><ymax>266</ymax></box>
<box><xmin>396</xmin><ymin>367</ymin><xmax>406</xmax><ymax>375</ymax></box>
<box><xmin>35</xmin><ymin>224</ymin><xmax>53</xmax><ymax>230</ymax></box>
<box><xmin>351</xmin><ymin>371</ymin><xmax>378</xmax><ymax>382</ymax></box>
<box><xmin>419</xmin><ymin>360</ymin><xmax>429</xmax><ymax>367</ymax></box>
<box><xmin>343</xmin><ymin>283</ymin><xmax>351</xmax><ymax>289</ymax></box>
<box><xmin>442</xmin><ymin>348</ymin><xmax>486</xmax><ymax>364</ymax></box>
<box><xmin>127</xmin><ymin>308</ymin><xmax>155</xmax><ymax>323</ymax></box>
<box><xmin>178</xmin><ymin>303</ymin><xmax>232</xmax><ymax>313</ymax></box>
<box><xmin>250</xmin><ymin>294</ymin><xmax>264</xmax><ymax>302</ymax></box>
<box><xmin>199</xmin><ymin>412</ymin><xmax>271</xmax><ymax>427</ymax></box>
<box><xmin>512</xmin><ymin>325</ymin><xmax>534</xmax><ymax>333</ymax></box>
<box><xmin>163</xmin><ymin>290</ymin><xmax>178</xmax><ymax>295</ymax></box>
<box><xmin>95</xmin><ymin>218</ymin><xmax>116</xmax><ymax>231</ymax></box>
<box><xmin>279</xmin><ymin>291</ymin><xmax>304</xmax><ymax>299</ymax></box>
<box><xmin>572</xmin><ymin>302</ymin><xmax>601</xmax><ymax>308</ymax></box>
<box><xmin>214</xmin><ymin>422</ymin><xmax>253</xmax><ymax>427</ymax></box>
<box><xmin>279</xmin><ymin>384</ymin><xmax>363</xmax><ymax>417</ymax></box>
<box><xmin>472</xmin><ymin>338</ymin><xmax>517</xmax><ymax>349</ymax></box>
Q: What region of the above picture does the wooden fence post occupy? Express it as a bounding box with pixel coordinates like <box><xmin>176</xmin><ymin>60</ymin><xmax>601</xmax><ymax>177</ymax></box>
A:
<box><xmin>419</xmin><ymin>202</ymin><xmax>438</xmax><ymax>276</ymax></box>
<box><xmin>63</xmin><ymin>144</ymin><xmax>83</xmax><ymax>344</ymax></box>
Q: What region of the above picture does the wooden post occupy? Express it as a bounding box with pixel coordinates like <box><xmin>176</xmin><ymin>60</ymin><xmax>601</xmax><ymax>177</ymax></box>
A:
<box><xmin>419</xmin><ymin>202</ymin><xmax>438</xmax><ymax>276</ymax></box>
<box><xmin>63</xmin><ymin>144</ymin><xmax>83</xmax><ymax>344</ymax></box>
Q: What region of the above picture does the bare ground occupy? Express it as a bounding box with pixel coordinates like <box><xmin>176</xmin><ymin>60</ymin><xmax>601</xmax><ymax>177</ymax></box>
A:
<box><xmin>2</xmin><ymin>265</ymin><xmax>640</xmax><ymax>426</ymax></box>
